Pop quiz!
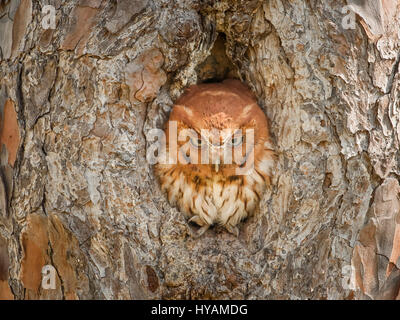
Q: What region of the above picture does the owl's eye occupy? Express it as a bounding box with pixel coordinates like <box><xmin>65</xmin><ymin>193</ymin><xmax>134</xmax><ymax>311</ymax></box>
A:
<box><xmin>190</xmin><ymin>137</ymin><xmax>203</xmax><ymax>148</ymax></box>
<box><xmin>229</xmin><ymin>135</ymin><xmax>243</xmax><ymax>147</ymax></box>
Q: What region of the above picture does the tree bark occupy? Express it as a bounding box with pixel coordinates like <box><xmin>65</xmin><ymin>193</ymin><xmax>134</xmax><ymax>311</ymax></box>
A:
<box><xmin>0</xmin><ymin>0</ymin><xmax>400</xmax><ymax>300</ymax></box>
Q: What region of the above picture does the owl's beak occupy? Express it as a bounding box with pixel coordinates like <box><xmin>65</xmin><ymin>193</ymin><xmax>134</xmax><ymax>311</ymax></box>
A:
<box><xmin>214</xmin><ymin>157</ymin><xmax>220</xmax><ymax>172</ymax></box>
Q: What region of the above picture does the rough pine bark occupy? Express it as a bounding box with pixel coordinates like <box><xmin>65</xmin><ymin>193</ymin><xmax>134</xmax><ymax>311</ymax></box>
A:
<box><xmin>0</xmin><ymin>0</ymin><xmax>400</xmax><ymax>300</ymax></box>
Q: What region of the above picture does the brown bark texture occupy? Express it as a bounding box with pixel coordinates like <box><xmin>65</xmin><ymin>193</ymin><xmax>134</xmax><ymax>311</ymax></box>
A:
<box><xmin>0</xmin><ymin>0</ymin><xmax>400</xmax><ymax>300</ymax></box>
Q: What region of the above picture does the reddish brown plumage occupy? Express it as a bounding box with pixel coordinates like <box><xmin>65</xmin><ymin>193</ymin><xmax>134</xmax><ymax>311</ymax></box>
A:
<box><xmin>155</xmin><ymin>79</ymin><xmax>275</xmax><ymax>236</ymax></box>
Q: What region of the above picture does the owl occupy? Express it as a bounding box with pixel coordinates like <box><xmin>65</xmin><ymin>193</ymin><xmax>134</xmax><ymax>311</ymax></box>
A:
<box><xmin>155</xmin><ymin>79</ymin><xmax>274</xmax><ymax>237</ymax></box>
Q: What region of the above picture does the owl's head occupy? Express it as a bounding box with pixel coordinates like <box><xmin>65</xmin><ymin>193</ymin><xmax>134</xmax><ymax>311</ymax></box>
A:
<box><xmin>163</xmin><ymin>79</ymin><xmax>272</xmax><ymax>177</ymax></box>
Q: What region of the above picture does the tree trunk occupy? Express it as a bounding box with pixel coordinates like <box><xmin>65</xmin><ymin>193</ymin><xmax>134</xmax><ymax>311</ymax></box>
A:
<box><xmin>0</xmin><ymin>0</ymin><xmax>400</xmax><ymax>300</ymax></box>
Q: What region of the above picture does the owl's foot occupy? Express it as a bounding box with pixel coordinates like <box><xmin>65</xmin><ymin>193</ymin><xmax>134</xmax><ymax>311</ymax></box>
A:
<box><xmin>225</xmin><ymin>225</ymin><xmax>239</xmax><ymax>237</ymax></box>
<box><xmin>192</xmin><ymin>225</ymin><xmax>210</xmax><ymax>238</ymax></box>
<box><xmin>188</xmin><ymin>216</ymin><xmax>210</xmax><ymax>238</ymax></box>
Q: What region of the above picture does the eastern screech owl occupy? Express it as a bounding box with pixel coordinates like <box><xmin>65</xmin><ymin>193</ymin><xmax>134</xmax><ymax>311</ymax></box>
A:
<box><xmin>155</xmin><ymin>79</ymin><xmax>274</xmax><ymax>237</ymax></box>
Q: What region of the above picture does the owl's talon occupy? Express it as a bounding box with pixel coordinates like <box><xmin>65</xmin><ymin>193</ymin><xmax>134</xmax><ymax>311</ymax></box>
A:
<box><xmin>187</xmin><ymin>216</ymin><xmax>210</xmax><ymax>237</ymax></box>
<box><xmin>226</xmin><ymin>225</ymin><xmax>239</xmax><ymax>237</ymax></box>
<box><xmin>188</xmin><ymin>224</ymin><xmax>209</xmax><ymax>238</ymax></box>
<box><xmin>195</xmin><ymin>225</ymin><xmax>210</xmax><ymax>238</ymax></box>
<box><xmin>188</xmin><ymin>215</ymin><xmax>204</xmax><ymax>226</ymax></box>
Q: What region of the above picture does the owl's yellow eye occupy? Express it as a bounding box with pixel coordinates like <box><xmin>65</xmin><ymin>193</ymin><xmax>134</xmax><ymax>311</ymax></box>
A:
<box><xmin>190</xmin><ymin>137</ymin><xmax>203</xmax><ymax>148</ymax></box>
<box><xmin>229</xmin><ymin>135</ymin><xmax>243</xmax><ymax>147</ymax></box>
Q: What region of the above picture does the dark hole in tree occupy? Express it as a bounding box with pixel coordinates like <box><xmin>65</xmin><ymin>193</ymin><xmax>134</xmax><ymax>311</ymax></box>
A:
<box><xmin>195</xmin><ymin>33</ymin><xmax>239</xmax><ymax>83</ymax></box>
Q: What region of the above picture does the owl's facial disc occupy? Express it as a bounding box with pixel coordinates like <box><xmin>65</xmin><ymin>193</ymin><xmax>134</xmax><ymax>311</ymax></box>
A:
<box><xmin>198</xmin><ymin>128</ymin><xmax>242</xmax><ymax>148</ymax></box>
<box><xmin>182</xmin><ymin>126</ymin><xmax>252</xmax><ymax>172</ymax></box>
